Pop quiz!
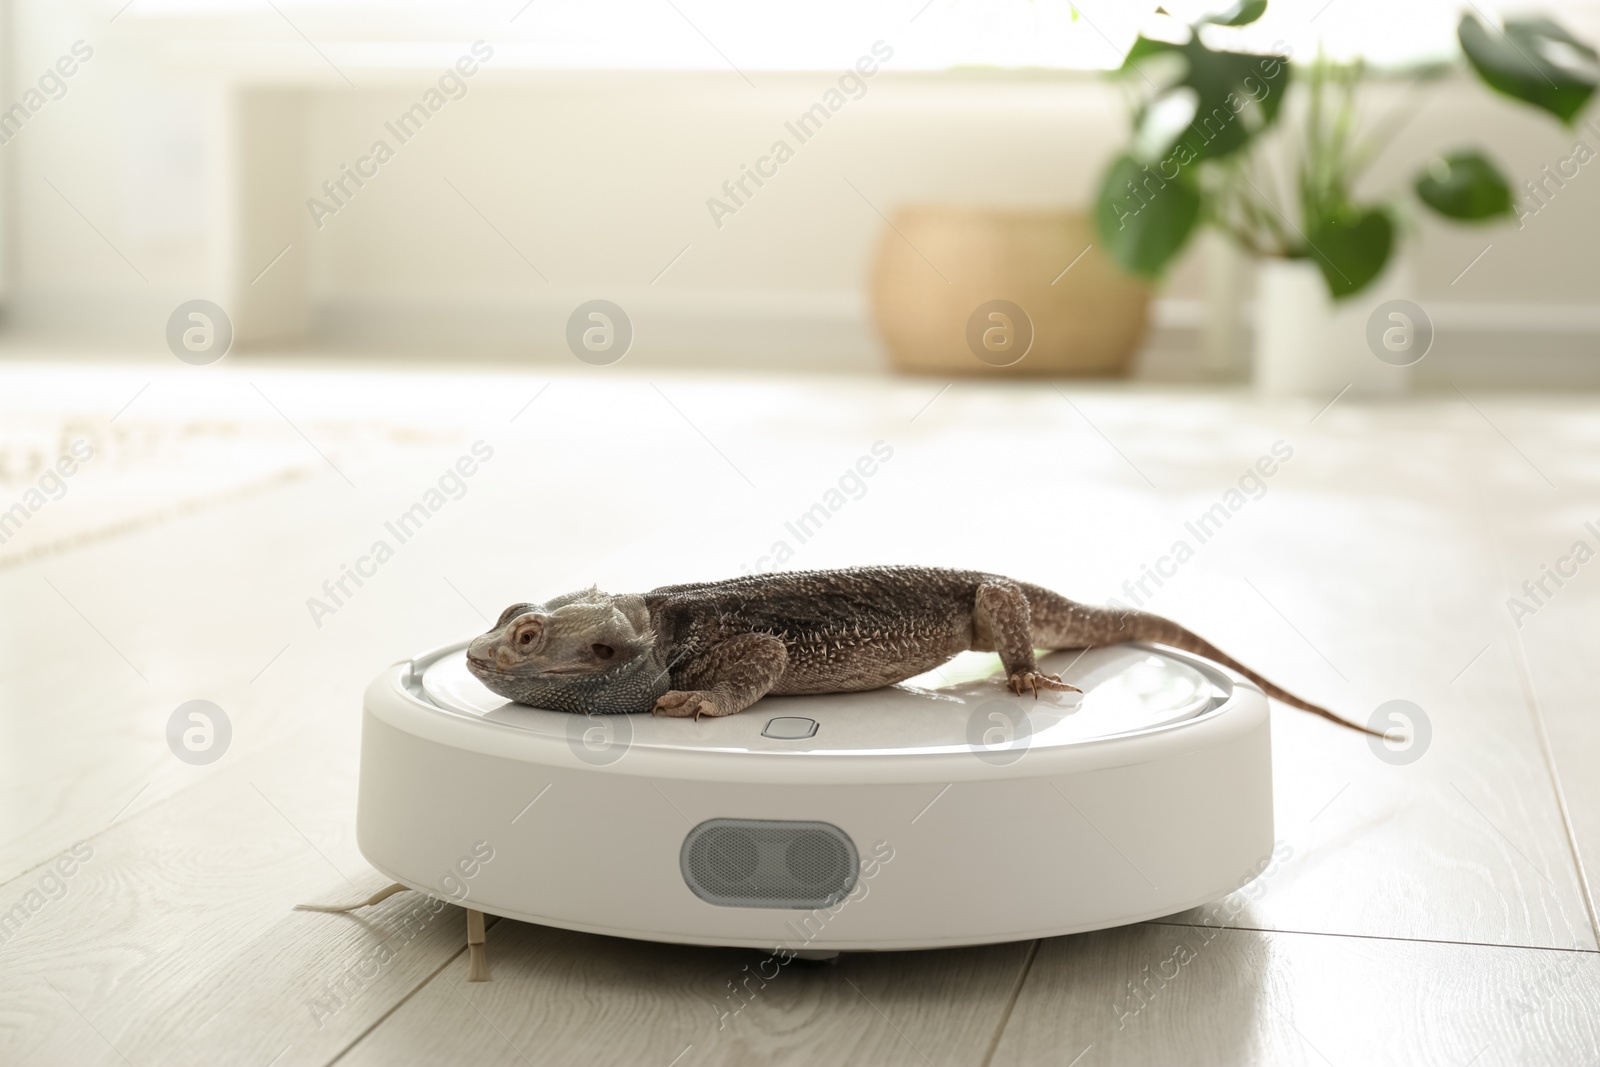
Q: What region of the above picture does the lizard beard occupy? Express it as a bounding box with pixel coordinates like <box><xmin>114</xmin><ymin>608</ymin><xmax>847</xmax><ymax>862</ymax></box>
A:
<box><xmin>474</xmin><ymin>646</ymin><xmax>670</xmax><ymax>715</ymax></box>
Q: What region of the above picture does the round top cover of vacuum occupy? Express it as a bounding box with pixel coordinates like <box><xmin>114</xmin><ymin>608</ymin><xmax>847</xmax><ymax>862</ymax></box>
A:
<box><xmin>410</xmin><ymin>641</ymin><xmax>1232</xmax><ymax>758</ymax></box>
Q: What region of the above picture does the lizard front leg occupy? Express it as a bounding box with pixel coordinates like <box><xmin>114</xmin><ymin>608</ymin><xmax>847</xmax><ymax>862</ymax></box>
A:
<box><xmin>974</xmin><ymin>580</ymin><xmax>1082</xmax><ymax>699</ymax></box>
<box><xmin>653</xmin><ymin>633</ymin><xmax>788</xmax><ymax>720</ymax></box>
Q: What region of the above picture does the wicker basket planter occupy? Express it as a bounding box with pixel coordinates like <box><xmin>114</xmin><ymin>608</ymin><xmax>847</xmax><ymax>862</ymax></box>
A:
<box><xmin>869</xmin><ymin>207</ymin><xmax>1152</xmax><ymax>376</ymax></box>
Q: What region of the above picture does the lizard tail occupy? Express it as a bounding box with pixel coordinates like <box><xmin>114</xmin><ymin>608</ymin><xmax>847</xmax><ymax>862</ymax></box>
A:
<box><xmin>1018</xmin><ymin>584</ymin><xmax>1385</xmax><ymax>739</ymax></box>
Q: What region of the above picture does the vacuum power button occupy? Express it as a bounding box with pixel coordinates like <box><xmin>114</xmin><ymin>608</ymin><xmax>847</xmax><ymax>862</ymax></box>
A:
<box><xmin>761</xmin><ymin>716</ymin><xmax>818</xmax><ymax>740</ymax></box>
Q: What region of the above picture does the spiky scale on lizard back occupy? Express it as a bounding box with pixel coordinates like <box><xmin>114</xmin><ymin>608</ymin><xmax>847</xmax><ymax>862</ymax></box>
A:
<box><xmin>464</xmin><ymin>565</ymin><xmax>1382</xmax><ymax>736</ymax></box>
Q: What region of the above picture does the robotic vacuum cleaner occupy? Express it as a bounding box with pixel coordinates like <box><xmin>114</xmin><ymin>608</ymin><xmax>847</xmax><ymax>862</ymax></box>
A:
<box><xmin>357</xmin><ymin>641</ymin><xmax>1272</xmax><ymax>951</ymax></box>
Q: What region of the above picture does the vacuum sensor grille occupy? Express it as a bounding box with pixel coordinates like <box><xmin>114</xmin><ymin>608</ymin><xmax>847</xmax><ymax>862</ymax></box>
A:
<box><xmin>680</xmin><ymin>818</ymin><xmax>859</xmax><ymax>909</ymax></box>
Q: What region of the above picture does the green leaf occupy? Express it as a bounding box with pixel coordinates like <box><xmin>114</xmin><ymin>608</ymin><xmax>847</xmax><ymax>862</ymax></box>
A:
<box><xmin>1124</xmin><ymin>33</ymin><xmax>1292</xmax><ymax>164</ymax></box>
<box><xmin>1180</xmin><ymin>40</ymin><xmax>1291</xmax><ymax>160</ymax></box>
<box><xmin>1121</xmin><ymin>33</ymin><xmax>1181</xmax><ymax>70</ymax></box>
<box><xmin>1203</xmin><ymin>0</ymin><xmax>1267</xmax><ymax>27</ymax></box>
<box><xmin>1459</xmin><ymin>13</ymin><xmax>1598</xmax><ymax>125</ymax></box>
<box><xmin>1094</xmin><ymin>153</ymin><xmax>1202</xmax><ymax>277</ymax></box>
<box><xmin>1414</xmin><ymin>150</ymin><xmax>1513</xmax><ymax>220</ymax></box>
<box><xmin>1305</xmin><ymin>207</ymin><xmax>1393</xmax><ymax>299</ymax></box>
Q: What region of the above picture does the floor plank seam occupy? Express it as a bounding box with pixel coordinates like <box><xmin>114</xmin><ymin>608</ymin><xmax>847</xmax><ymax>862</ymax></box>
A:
<box><xmin>324</xmin><ymin>912</ymin><xmax>503</xmax><ymax>1067</ymax></box>
<box><xmin>1477</xmin><ymin>505</ymin><xmax>1600</xmax><ymax>948</ymax></box>
<box><xmin>1502</xmin><ymin>606</ymin><xmax>1600</xmax><ymax>948</ymax></box>
<box><xmin>0</xmin><ymin>752</ymin><xmax>172</xmax><ymax>892</ymax></box>
<box><xmin>979</xmin><ymin>939</ymin><xmax>1040</xmax><ymax>1067</ymax></box>
<box><xmin>1142</xmin><ymin>919</ymin><xmax>1600</xmax><ymax>956</ymax></box>
<box><xmin>0</xmin><ymin>743</ymin><xmax>311</xmax><ymax>896</ymax></box>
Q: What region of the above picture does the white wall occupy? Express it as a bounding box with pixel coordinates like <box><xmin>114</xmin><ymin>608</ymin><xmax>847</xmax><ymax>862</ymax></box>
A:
<box><xmin>298</xmin><ymin>70</ymin><xmax>1124</xmax><ymax>368</ymax></box>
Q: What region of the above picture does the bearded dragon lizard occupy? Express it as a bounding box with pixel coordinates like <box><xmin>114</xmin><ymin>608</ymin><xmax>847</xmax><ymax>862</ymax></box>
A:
<box><xmin>465</xmin><ymin>565</ymin><xmax>1380</xmax><ymax>736</ymax></box>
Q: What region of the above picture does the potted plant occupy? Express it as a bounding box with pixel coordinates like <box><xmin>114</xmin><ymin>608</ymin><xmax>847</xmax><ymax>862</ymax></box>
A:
<box><xmin>869</xmin><ymin>207</ymin><xmax>1155</xmax><ymax>377</ymax></box>
<box><xmin>1093</xmin><ymin>2</ymin><xmax>1598</xmax><ymax>395</ymax></box>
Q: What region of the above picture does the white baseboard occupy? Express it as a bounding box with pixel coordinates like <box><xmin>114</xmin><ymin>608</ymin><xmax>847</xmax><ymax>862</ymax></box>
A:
<box><xmin>3</xmin><ymin>291</ymin><xmax>1596</xmax><ymax>386</ymax></box>
<box><xmin>309</xmin><ymin>290</ymin><xmax>885</xmax><ymax>373</ymax></box>
<box><xmin>1142</xmin><ymin>298</ymin><xmax>1600</xmax><ymax>388</ymax></box>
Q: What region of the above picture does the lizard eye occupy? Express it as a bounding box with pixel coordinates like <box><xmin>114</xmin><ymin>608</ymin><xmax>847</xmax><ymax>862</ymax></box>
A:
<box><xmin>591</xmin><ymin>643</ymin><xmax>615</xmax><ymax>660</ymax></box>
<box><xmin>518</xmin><ymin>631</ymin><xmax>537</xmax><ymax>646</ymax></box>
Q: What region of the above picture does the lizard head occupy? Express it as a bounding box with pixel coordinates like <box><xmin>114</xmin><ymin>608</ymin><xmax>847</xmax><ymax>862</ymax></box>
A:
<box><xmin>465</xmin><ymin>587</ymin><xmax>663</xmax><ymax>713</ymax></box>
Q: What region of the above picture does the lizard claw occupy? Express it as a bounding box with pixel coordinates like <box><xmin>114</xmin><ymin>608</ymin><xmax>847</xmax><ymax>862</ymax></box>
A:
<box><xmin>1006</xmin><ymin>671</ymin><xmax>1081</xmax><ymax>700</ymax></box>
<box><xmin>653</xmin><ymin>690</ymin><xmax>724</xmax><ymax>719</ymax></box>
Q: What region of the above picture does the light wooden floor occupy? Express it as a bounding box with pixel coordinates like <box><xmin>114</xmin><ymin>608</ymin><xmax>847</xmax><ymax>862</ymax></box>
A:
<box><xmin>3</xmin><ymin>360</ymin><xmax>1598</xmax><ymax>1066</ymax></box>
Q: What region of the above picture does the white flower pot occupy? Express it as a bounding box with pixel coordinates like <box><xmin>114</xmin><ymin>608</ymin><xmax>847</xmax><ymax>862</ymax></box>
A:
<box><xmin>1253</xmin><ymin>257</ymin><xmax>1415</xmax><ymax>399</ymax></box>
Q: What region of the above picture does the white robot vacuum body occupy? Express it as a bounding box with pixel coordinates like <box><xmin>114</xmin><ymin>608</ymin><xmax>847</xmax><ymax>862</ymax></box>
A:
<box><xmin>358</xmin><ymin>642</ymin><xmax>1272</xmax><ymax>951</ymax></box>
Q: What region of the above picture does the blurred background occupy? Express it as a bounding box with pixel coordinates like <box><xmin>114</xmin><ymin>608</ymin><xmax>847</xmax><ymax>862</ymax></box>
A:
<box><xmin>1</xmin><ymin>0</ymin><xmax>1596</xmax><ymax>380</ymax></box>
